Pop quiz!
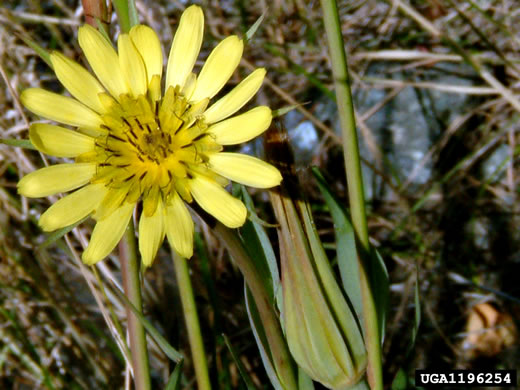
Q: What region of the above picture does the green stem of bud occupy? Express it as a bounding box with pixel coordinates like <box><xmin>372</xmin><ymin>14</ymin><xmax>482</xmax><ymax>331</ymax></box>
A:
<box><xmin>319</xmin><ymin>0</ymin><xmax>384</xmax><ymax>389</ymax></box>
<box><xmin>214</xmin><ymin>223</ymin><xmax>298</xmax><ymax>390</ymax></box>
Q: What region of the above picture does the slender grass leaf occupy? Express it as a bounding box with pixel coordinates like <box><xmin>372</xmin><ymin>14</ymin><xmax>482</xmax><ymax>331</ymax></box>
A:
<box><xmin>164</xmin><ymin>360</ymin><xmax>184</xmax><ymax>390</ymax></box>
<box><xmin>194</xmin><ymin>232</ymin><xmax>220</xmax><ymax>385</ymax></box>
<box><xmin>314</xmin><ymin>167</ymin><xmax>389</xmax><ymax>343</ymax></box>
<box><xmin>371</xmin><ymin>248</ymin><xmax>389</xmax><ymax>343</ymax></box>
<box><xmin>245</xmin><ymin>11</ymin><xmax>266</xmax><ymax>43</ymax></box>
<box><xmin>95</xmin><ymin>18</ymin><xmax>112</xmax><ymax>43</ymax></box>
<box><xmin>297</xmin><ymin>197</ymin><xmax>366</xmax><ymax>368</ymax></box>
<box><xmin>407</xmin><ymin>270</ymin><xmax>421</xmax><ymax>354</ymax></box>
<box><xmin>112</xmin><ymin>286</ymin><xmax>183</xmax><ymax>362</ymax></box>
<box><xmin>272</xmin><ymin>104</ymin><xmax>300</xmax><ymax>118</ymax></box>
<box><xmin>40</xmin><ymin>215</ymin><xmax>90</xmax><ymax>249</ymax></box>
<box><xmin>16</xmin><ymin>34</ymin><xmax>52</xmax><ymax>68</ymax></box>
<box><xmin>223</xmin><ymin>332</ymin><xmax>258</xmax><ymax>390</ymax></box>
<box><xmin>240</xmin><ymin>186</ymin><xmax>280</xmax><ymax>305</ymax></box>
<box><xmin>312</xmin><ymin>167</ymin><xmax>363</xmax><ymax>323</ymax></box>
<box><xmin>0</xmin><ymin>138</ymin><xmax>36</xmax><ymax>150</ymax></box>
<box><xmin>244</xmin><ymin>285</ymin><xmax>284</xmax><ymax>390</ymax></box>
<box><xmin>298</xmin><ymin>368</ymin><xmax>315</xmax><ymax>390</ymax></box>
<box><xmin>391</xmin><ymin>368</ymin><xmax>408</xmax><ymax>390</ymax></box>
<box><xmin>247</xmin><ymin>211</ymin><xmax>279</xmax><ymax>228</ymax></box>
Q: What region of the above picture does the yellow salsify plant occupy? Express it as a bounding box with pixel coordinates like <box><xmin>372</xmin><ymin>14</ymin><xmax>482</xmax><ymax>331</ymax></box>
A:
<box><xmin>16</xmin><ymin>4</ymin><xmax>283</xmax><ymax>389</ymax></box>
<box><xmin>267</xmin><ymin>127</ymin><xmax>367</xmax><ymax>389</ymax></box>
<box><xmin>17</xmin><ymin>5</ymin><xmax>282</xmax><ymax>266</ymax></box>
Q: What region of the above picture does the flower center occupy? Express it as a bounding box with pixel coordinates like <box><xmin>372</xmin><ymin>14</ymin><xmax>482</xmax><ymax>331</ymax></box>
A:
<box><xmin>87</xmin><ymin>86</ymin><xmax>222</xmax><ymax>216</ymax></box>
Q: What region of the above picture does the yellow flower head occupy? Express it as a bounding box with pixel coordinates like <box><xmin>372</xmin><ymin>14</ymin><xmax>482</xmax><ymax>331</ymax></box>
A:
<box><xmin>18</xmin><ymin>5</ymin><xmax>281</xmax><ymax>266</ymax></box>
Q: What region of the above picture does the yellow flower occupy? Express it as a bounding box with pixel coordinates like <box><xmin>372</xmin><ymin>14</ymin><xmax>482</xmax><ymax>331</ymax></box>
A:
<box><xmin>18</xmin><ymin>5</ymin><xmax>281</xmax><ymax>266</ymax></box>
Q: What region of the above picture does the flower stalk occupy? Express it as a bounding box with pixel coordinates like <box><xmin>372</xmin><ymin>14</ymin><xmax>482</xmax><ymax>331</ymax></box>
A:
<box><xmin>172</xmin><ymin>252</ymin><xmax>211</xmax><ymax>390</ymax></box>
<box><xmin>319</xmin><ymin>0</ymin><xmax>383</xmax><ymax>389</ymax></box>
<box><xmin>112</xmin><ymin>0</ymin><xmax>139</xmax><ymax>33</ymax></box>
<box><xmin>119</xmin><ymin>220</ymin><xmax>151</xmax><ymax>390</ymax></box>
<box><xmin>213</xmin><ymin>223</ymin><xmax>298</xmax><ymax>390</ymax></box>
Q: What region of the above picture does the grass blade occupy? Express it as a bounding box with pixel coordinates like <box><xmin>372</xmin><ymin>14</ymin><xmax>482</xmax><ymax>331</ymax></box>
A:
<box><xmin>39</xmin><ymin>215</ymin><xmax>89</xmax><ymax>249</ymax></box>
<box><xmin>313</xmin><ymin>167</ymin><xmax>363</xmax><ymax>323</ymax></box>
<box><xmin>223</xmin><ymin>333</ymin><xmax>258</xmax><ymax>390</ymax></box>
<box><xmin>111</xmin><ymin>284</ymin><xmax>183</xmax><ymax>362</ymax></box>
<box><xmin>370</xmin><ymin>248</ymin><xmax>389</xmax><ymax>342</ymax></box>
<box><xmin>245</xmin><ymin>11</ymin><xmax>266</xmax><ymax>43</ymax></box>
<box><xmin>0</xmin><ymin>138</ymin><xmax>36</xmax><ymax>150</ymax></box>
<box><xmin>244</xmin><ymin>286</ymin><xmax>284</xmax><ymax>390</ymax></box>
<box><xmin>164</xmin><ymin>360</ymin><xmax>184</xmax><ymax>390</ymax></box>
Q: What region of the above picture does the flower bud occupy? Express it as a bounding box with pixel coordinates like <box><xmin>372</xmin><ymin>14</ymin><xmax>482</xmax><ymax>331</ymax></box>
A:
<box><xmin>276</xmin><ymin>194</ymin><xmax>367</xmax><ymax>389</ymax></box>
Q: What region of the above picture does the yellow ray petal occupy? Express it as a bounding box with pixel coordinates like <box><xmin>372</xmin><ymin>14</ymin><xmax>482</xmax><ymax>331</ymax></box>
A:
<box><xmin>82</xmin><ymin>202</ymin><xmax>135</xmax><ymax>265</ymax></box>
<box><xmin>203</xmin><ymin>68</ymin><xmax>266</xmax><ymax>123</ymax></box>
<box><xmin>139</xmin><ymin>198</ymin><xmax>165</xmax><ymax>266</ymax></box>
<box><xmin>50</xmin><ymin>52</ymin><xmax>106</xmax><ymax>113</ymax></box>
<box><xmin>190</xmin><ymin>36</ymin><xmax>243</xmax><ymax>103</ymax></box>
<box><xmin>118</xmin><ymin>34</ymin><xmax>147</xmax><ymax>97</ymax></box>
<box><xmin>181</xmin><ymin>73</ymin><xmax>197</xmax><ymax>101</ymax></box>
<box><xmin>209</xmin><ymin>153</ymin><xmax>282</xmax><ymax>188</ymax></box>
<box><xmin>18</xmin><ymin>163</ymin><xmax>96</xmax><ymax>198</ymax></box>
<box><xmin>21</xmin><ymin>88</ymin><xmax>103</xmax><ymax>134</ymax></box>
<box><xmin>78</xmin><ymin>24</ymin><xmax>128</xmax><ymax>99</ymax></box>
<box><xmin>130</xmin><ymin>25</ymin><xmax>163</xmax><ymax>85</ymax></box>
<box><xmin>166</xmin><ymin>5</ymin><xmax>204</xmax><ymax>91</ymax></box>
<box><xmin>207</xmin><ymin>106</ymin><xmax>272</xmax><ymax>145</ymax></box>
<box><xmin>39</xmin><ymin>184</ymin><xmax>107</xmax><ymax>231</ymax></box>
<box><xmin>95</xmin><ymin>185</ymin><xmax>131</xmax><ymax>221</ymax></box>
<box><xmin>29</xmin><ymin>123</ymin><xmax>95</xmax><ymax>157</ymax></box>
<box><xmin>189</xmin><ymin>175</ymin><xmax>246</xmax><ymax>228</ymax></box>
<box><xmin>165</xmin><ymin>192</ymin><xmax>194</xmax><ymax>258</ymax></box>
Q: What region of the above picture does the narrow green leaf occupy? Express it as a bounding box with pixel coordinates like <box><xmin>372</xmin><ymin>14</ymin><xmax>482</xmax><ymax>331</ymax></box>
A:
<box><xmin>297</xmin><ymin>198</ymin><xmax>366</xmax><ymax>367</ymax></box>
<box><xmin>407</xmin><ymin>270</ymin><xmax>421</xmax><ymax>354</ymax></box>
<box><xmin>240</xmin><ymin>186</ymin><xmax>280</xmax><ymax>304</ymax></box>
<box><xmin>247</xmin><ymin>211</ymin><xmax>279</xmax><ymax>228</ymax></box>
<box><xmin>95</xmin><ymin>18</ymin><xmax>112</xmax><ymax>43</ymax></box>
<box><xmin>245</xmin><ymin>11</ymin><xmax>266</xmax><ymax>43</ymax></box>
<box><xmin>0</xmin><ymin>138</ymin><xmax>36</xmax><ymax>150</ymax></box>
<box><xmin>223</xmin><ymin>333</ymin><xmax>258</xmax><ymax>390</ymax></box>
<box><xmin>391</xmin><ymin>368</ymin><xmax>408</xmax><ymax>390</ymax></box>
<box><xmin>40</xmin><ymin>215</ymin><xmax>90</xmax><ymax>249</ymax></box>
<box><xmin>298</xmin><ymin>368</ymin><xmax>315</xmax><ymax>390</ymax></box>
<box><xmin>112</xmin><ymin>0</ymin><xmax>138</xmax><ymax>33</ymax></box>
<box><xmin>164</xmin><ymin>360</ymin><xmax>184</xmax><ymax>390</ymax></box>
<box><xmin>312</xmin><ymin>167</ymin><xmax>363</xmax><ymax>323</ymax></box>
<box><xmin>112</xmin><ymin>286</ymin><xmax>183</xmax><ymax>362</ymax></box>
<box><xmin>127</xmin><ymin>0</ymin><xmax>139</xmax><ymax>29</ymax></box>
<box><xmin>244</xmin><ymin>286</ymin><xmax>284</xmax><ymax>390</ymax></box>
<box><xmin>371</xmin><ymin>248</ymin><xmax>389</xmax><ymax>342</ymax></box>
<box><xmin>272</xmin><ymin>104</ymin><xmax>300</xmax><ymax>118</ymax></box>
<box><xmin>16</xmin><ymin>34</ymin><xmax>52</xmax><ymax>68</ymax></box>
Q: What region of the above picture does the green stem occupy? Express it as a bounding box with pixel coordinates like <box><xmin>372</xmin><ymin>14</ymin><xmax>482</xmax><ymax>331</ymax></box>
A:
<box><xmin>214</xmin><ymin>223</ymin><xmax>298</xmax><ymax>390</ymax></box>
<box><xmin>119</xmin><ymin>221</ymin><xmax>151</xmax><ymax>390</ymax></box>
<box><xmin>171</xmin><ymin>253</ymin><xmax>211</xmax><ymax>390</ymax></box>
<box><xmin>319</xmin><ymin>0</ymin><xmax>383</xmax><ymax>389</ymax></box>
<box><xmin>113</xmin><ymin>0</ymin><xmax>139</xmax><ymax>33</ymax></box>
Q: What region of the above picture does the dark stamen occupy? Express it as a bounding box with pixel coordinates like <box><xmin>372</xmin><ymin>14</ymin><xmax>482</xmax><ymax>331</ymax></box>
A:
<box><xmin>108</xmin><ymin>134</ymin><xmax>126</xmax><ymax>142</ymax></box>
